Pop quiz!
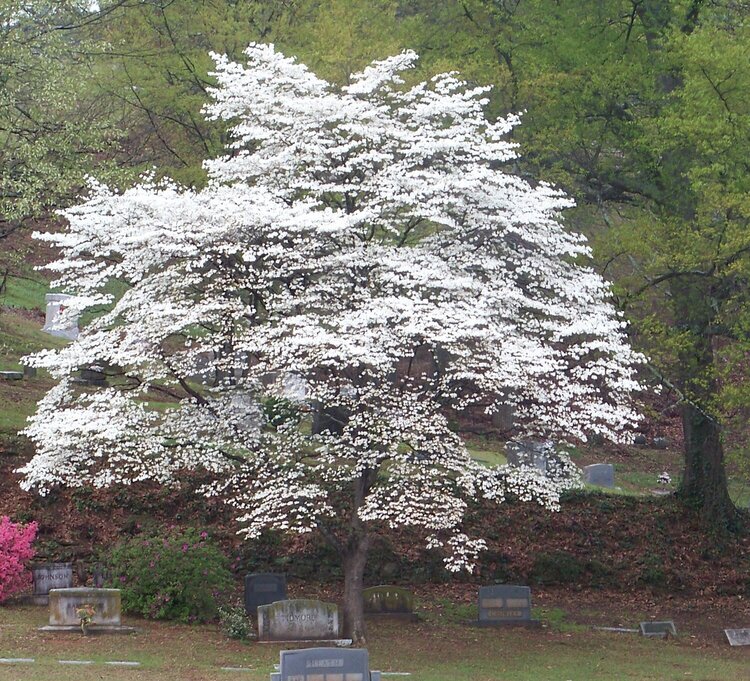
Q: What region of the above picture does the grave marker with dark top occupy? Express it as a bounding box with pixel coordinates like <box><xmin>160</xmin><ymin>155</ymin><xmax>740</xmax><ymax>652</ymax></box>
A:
<box><xmin>477</xmin><ymin>585</ymin><xmax>540</xmax><ymax>627</ymax></box>
<box><xmin>363</xmin><ymin>585</ymin><xmax>417</xmax><ymax>620</ymax></box>
<box><xmin>244</xmin><ymin>573</ymin><xmax>287</xmax><ymax>615</ymax></box>
<box><xmin>639</xmin><ymin>621</ymin><xmax>677</xmax><ymax>638</ymax></box>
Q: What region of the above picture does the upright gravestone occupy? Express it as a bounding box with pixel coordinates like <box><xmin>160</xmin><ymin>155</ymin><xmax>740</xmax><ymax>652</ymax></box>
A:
<box><xmin>583</xmin><ymin>463</ymin><xmax>615</xmax><ymax>488</ymax></box>
<box><xmin>270</xmin><ymin>647</ymin><xmax>380</xmax><ymax>681</ymax></box>
<box><xmin>477</xmin><ymin>585</ymin><xmax>540</xmax><ymax>627</ymax></box>
<box><xmin>39</xmin><ymin>587</ymin><xmax>136</xmax><ymax>633</ymax></box>
<box><xmin>639</xmin><ymin>621</ymin><xmax>677</xmax><ymax>638</ymax></box>
<box><xmin>725</xmin><ymin>628</ymin><xmax>750</xmax><ymax>646</ymax></box>
<box><xmin>42</xmin><ymin>293</ymin><xmax>80</xmax><ymax>341</ymax></box>
<box><xmin>257</xmin><ymin>599</ymin><xmax>341</xmax><ymax>642</ymax></box>
<box><xmin>244</xmin><ymin>573</ymin><xmax>287</xmax><ymax>616</ymax></box>
<box><xmin>506</xmin><ymin>440</ymin><xmax>552</xmax><ymax>473</ymax></box>
<box><xmin>363</xmin><ymin>585</ymin><xmax>417</xmax><ymax>621</ymax></box>
<box><xmin>30</xmin><ymin>563</ymin><xmax>73</xmax><ymax>605</ymax></box>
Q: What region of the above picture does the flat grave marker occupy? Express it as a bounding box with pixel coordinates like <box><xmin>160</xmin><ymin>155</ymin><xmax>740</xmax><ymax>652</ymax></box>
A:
<box><xmin>639</xmin><ymin>621</ymin><xmax>677</xmax><ymax>638</ymax></box>
<box><xmin>477</xmin><ymin>585</ymin><xmax>540</xmax><ymax>627</ymax></box>
<box><xmin>244</xmin><ymin>573</ymin><xmax>287</xmax><ymax>615</ymax></box>
<box><xmin>725</xmin><ymin>628</ymin><xmax>750</xmax><ymax>646</ymax></box>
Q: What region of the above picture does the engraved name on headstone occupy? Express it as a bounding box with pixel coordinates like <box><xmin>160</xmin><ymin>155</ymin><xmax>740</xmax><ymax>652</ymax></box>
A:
<box><xmin>48</xmin><ymin>588</ymin><xmax>122</xmax><ymax>627</ymax></box>
<box><xmin>274</xmin><ymin>647</ymin><xmax>370</xmax><ymax>681</ymax></box>
<box><xmin>478</xmin><ymin>585</ymin><xmax>534</xmax><ymax>626</ymax></box>
<box><xmin>244</xmin><ymin>573</ymin><xmax>287</xmax><ymax>615</ymax></box>
<box><xmin>32</xmin><ymin>563</ymin><xmax>74</xmax><ymax>596</ymax></box>
<box><xmin>258</xmin><ymin>599</ymin><xmax>340</xmax><ymax>642</ymax></box>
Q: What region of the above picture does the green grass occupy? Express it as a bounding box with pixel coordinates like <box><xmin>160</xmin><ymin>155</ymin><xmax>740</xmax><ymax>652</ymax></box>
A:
<box><xmin>0</xmin><ymin>605</ymin><xmax>747</xmax><ymax>681</ymax></box>
<box><xmin>0</xmin><ymin>275</ymin><xmax>49</xmax><ymax>312</ymax></box>
<box><xmin>467</xmin><ymin>444</ymin><xmax>507</xmax><ymax>467</ymax></box>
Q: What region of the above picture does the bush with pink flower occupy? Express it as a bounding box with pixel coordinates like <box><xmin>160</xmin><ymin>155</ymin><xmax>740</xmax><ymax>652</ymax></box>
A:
<box><xmin>105</xmin><ymin>527</ymin><xmax>232</xmax><ymax>622</ymax></box>
<box><xmin>0</xmin><ymin>516</ymin><xmax>38</xmax><ymax>603</ymax></box>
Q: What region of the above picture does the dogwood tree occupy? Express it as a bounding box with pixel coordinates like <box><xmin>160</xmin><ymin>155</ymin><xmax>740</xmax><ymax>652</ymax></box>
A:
<box><xmin>20</xmin><ymin>44</ymin><xmax>642</xmax><ymax>644</ymax></box>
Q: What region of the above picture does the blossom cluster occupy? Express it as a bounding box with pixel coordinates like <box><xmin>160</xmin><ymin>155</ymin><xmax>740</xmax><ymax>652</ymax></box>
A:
<box><xmin>20</xmin><ymin>45</ymin><xmax>643</xmax><ymax>571</ymax></box>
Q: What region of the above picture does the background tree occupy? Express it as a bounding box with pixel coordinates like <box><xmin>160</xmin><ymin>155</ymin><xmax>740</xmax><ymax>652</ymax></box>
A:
<box><xmin>19</xmin><ymin>45</ymin><xmax>643</xmax><ymax>643</ymax></box>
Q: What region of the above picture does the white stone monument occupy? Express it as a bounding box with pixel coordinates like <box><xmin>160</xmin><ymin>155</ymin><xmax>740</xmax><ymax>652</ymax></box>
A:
<box><xmin>42</xmin><ymin>293</ymin><xmax>80</xmax><ymax>341</ymax></box>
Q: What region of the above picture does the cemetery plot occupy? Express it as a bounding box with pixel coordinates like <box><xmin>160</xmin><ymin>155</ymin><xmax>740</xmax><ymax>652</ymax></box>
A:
<box><xmin>39</xmin><ymin>587</ymin><xmax>137</xmax><ymax>634</ymax></box>
<box><xmin>583</xmin><ymin>464</ymin><xmax>615</xmax><ymax>488</ymax></box>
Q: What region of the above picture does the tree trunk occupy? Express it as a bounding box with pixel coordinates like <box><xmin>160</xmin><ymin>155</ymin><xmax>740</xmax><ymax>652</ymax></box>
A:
<box><xmin>341</xmin><ymin>534</ymin><xmax>369</xmax><ymax>646</ymax></box>
<box><xmin>678</xmin><ymin>402</ymin><xmax>736</xmax><ymax>529</ymax></box>
<box><xmin>671</xmin><ymin>277</ymin><xmax>736</xmax><ymax>529</ymax></box>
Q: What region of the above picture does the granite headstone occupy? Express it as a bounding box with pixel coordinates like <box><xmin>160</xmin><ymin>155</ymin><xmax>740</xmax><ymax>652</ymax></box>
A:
<box><xmin>244</xmin><ymin>573</ymin><xmax>287</xmax><ymax>615</ymax></box>
<box><xmin>477</xmin><ymin>585</ymin><xmax>539</xmax><ymax>627</ymax></box>
<box><xmin>258</xmin><ymin>599</ymin><xmax>340</xmax><ymax>642</ymax></box>
<box><xmin>42</xmin><ymin>293</ymin><xmax>80</xmax><ymax>341</ymax></box>
<box><xmin>363</xmin><ymin>585</ymin><xmax>416</xmax><ymax>620</ymax></box>
<box><xmin>583</xmin><ymin>463</ymin><xmax>615</xmax><ymax>488</ymax></box>
<box><xmin>271</xmin><ymin>647</ymin><xmax>377</xmax><ymax>681</ymax></box>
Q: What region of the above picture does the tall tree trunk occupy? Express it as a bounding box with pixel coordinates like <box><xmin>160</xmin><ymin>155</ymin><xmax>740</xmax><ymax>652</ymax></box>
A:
<box><xmin>342</xmin><ymin>534</ymin><xmax>369</xmax><ymax>646</ymax></box>
<box><xmin>678</xmin><ymin>402</ymin><xmax>735</xmax><ymax>528</ymax></box>
<box><xmin>672</xmin><ymin>278</ymin><xmax>736</xmax><ymax>529</ymax></box>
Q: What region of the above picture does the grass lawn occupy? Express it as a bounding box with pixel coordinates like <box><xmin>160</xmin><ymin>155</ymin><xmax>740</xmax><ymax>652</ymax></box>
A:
<box><xmin>0</xmin><ymin>604</ymin><xmax>747</xmax><ymax>681</ymax></box>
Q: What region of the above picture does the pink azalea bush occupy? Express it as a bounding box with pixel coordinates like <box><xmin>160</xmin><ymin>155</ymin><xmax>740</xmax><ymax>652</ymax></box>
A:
<box><xmin>0</xmin><ymin>516</ymin><xmax>38</xmax><ymax>602</ymax></box>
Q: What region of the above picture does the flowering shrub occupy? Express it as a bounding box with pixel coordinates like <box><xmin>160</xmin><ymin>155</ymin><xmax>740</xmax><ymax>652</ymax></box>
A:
<box><xmin>0</xmin><ymin>516</ymin><xmax>38</xmax><ymax>603</ymax></box>
<box><xmin>218</xmin><ymin>603</ymin><xmax>254</xmax><ymax>640</ymax></box>
<box><xmin>106</xmin><ymin>527</ymin><xmax>232</xmax><ymax>623</ymax></box>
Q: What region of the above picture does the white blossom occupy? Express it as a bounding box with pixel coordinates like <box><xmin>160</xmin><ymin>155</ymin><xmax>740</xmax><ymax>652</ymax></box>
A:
<box><xmin>19</xmin><ymin>45</ymin><xmax>644</xmax><ymax>571</ymax></box>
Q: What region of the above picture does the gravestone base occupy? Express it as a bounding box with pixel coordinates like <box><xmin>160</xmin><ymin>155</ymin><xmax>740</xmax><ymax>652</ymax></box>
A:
<box><xmin>257</xmin><ymin>638</ymin><xmax>353</xmax><ymax>646</ymax></box>
<box><xmin>472</xmin><ymin>619</ymin><xmax>542</xmax><ymax>629</ymax></box>
<box><xmin>38</xmin><ymin>624</ymin><xmax>138</xmax><ymax>635</ymax></box>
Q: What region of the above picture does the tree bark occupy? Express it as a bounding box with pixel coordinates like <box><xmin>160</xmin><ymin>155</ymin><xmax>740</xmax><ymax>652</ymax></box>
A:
<box><xmin>678</xmin><ymin>402</ymin><xmax>735</xmax><ymax>528</ymax></box>
<box><xmin>341</xmin><ymin>534</ymin><xmax>369</xmax><ymax>646</ymax></box>
<box><xmin>671</xmin><ymin>277</ymin><xmax>736</xmax><ymax>529</ymax></box>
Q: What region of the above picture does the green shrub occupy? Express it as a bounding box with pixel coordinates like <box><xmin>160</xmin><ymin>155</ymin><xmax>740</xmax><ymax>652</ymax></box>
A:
<box><xmin>531</xmin><ymin>551</ymin><xmax>585</xmax><ymax>585</ymax></box>
<box><xmin>106</xmin><ymin>527</ymin><xmax>232</xmax><ymax>623</ymax></box>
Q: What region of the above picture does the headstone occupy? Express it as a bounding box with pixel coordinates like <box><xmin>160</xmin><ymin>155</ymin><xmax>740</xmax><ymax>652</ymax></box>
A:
<box><xmin>583</xmin><ymin>463</ymin><xmax>615</xmax><ymax>488</ymax></box>
<box><xmin>42</xmin><ymin>293</ymin><xmax>80</xmax><ymax>341</ymax></box>
<box><xmin>633</xmin><ymin>433</ymin><xmax>647</xmax><ymax>446</ymax></box>
<box><xmin>652</xmin><ymin>437</ymin><xmax>668</xmax><ymax>450</ymax></box>
<box><xmin>39</xmin><ymin>587</ymin><xmax>136</xmax><ymax>633</ymax></box>
<box><xmin>639</xmin><ymin>621</ymin><xmax>677</xmax><ymax>638</ymax></box>
<box><xmin>23</xmin><ymin>366</ymin><xmax>37</xmax><ymax>379</ymax></box>
<box><xmin>31</xmin><ymin>563</ymin><xmax>73</xmax><ymax>604</ymax></box>
<box><xmin>505</xmin><ymin>440</ymin><xmax>551</xmax><ymax>473</ymax></box>
<box><xmin>0</xmin><ymin>371</ymin><xmax>23</xmax><ymax>380</ymax></box>
<box><xmin>363</xmin><ymin>585</ymin><xmax>417</xmax><ymax>620</ymax></box>
<box><xmin>244</xmin><ymin>573</ymin><xmax>287</xmax><ymax>615</ymax></box>
<box><xmin>271</xmin><ymin>648</ymin><xmax>377</xmax><ymax>681</ymax></box>
<box><xmin>725</xmin><ymin>628</ymin><xmax>750</xmax><ymax>646</ymax></box>
<box><xmin>258</xmin><ymin>599</ymin><xmax>340</xmax><ymax>642</ymax></box>
<box><xmin>92</xmin><ymin>565</ymin><xmax>107</xmax><ymax>589</ymax></box>
<box><xmin>491</xmin><ymin>400</ymin><xmax>515</xmax><ymax>431</ymax></box>
<box><xmin>477</xmin><ymin>585</ymin><xmax>539</xmax><ymax>627</ymax></box>
<box><xmin>72</xmin><ymin>367</ymin><xmax>107</xmax><ymax>387</ymax></box>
